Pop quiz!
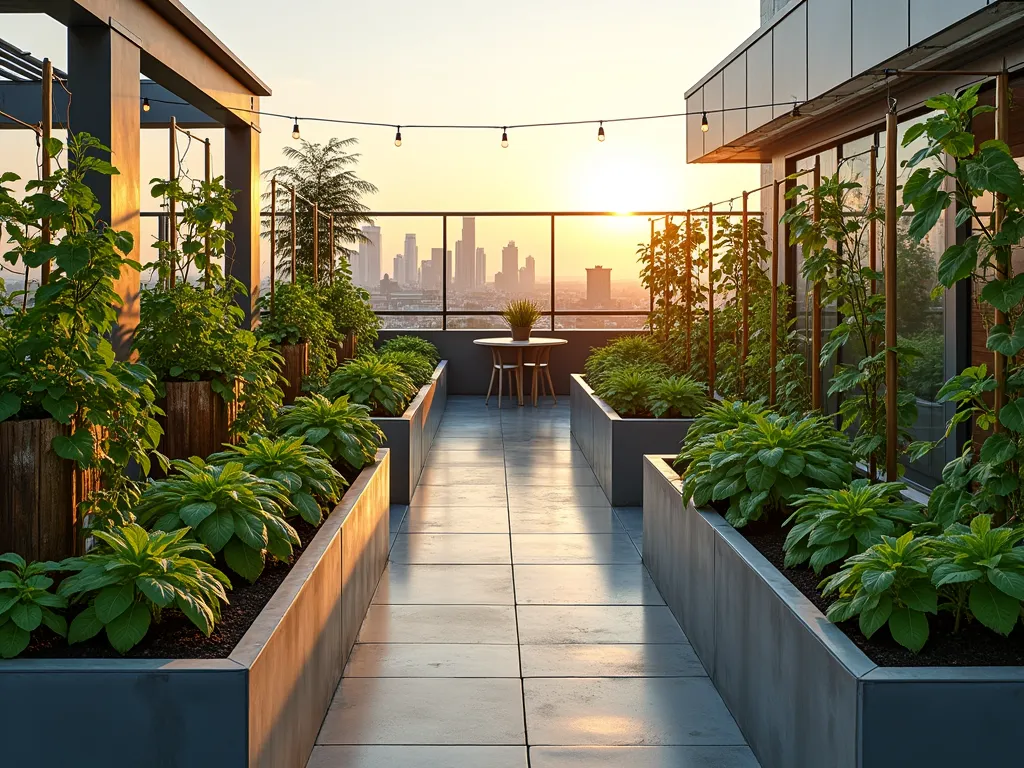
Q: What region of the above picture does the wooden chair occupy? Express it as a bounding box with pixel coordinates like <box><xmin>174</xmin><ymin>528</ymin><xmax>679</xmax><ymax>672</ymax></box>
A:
<box><xmin>485</xmin><ymin>347</ymin><xmax>520</xmax><ymax>408</ymax></box>
<box><xmin>524</xmin><ymin>346</ymin><xmax>556</xmax><ymax>406</ymax></box>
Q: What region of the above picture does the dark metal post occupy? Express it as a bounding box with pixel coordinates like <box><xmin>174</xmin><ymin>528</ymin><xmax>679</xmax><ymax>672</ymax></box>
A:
<box><xmin>741</xmin><ymin>191</ymin><xmax>749</xmax><ymax>395</ymax></box>
<box><xmin>994</xmin><ymin>71</ymin><xmax>1010</xmax><ymax>430</ymax></box>
<box><xmin>770</xmin><ymin>180</ymin><xmax>780</xmax><ymax>406</ymax></box>
<box><xmin>708</xmin><ymin>205</ymin><xmax>715</xmax><ymax>395</ymax></box>
<box><xmin>204</xmin><ymin>138</ymin><xmax>212</xmax><ymax>289</ymax></box>
<box><xmin>649</xmin><ymin>218</ymin><xmax>655</xmax><ymax>332</ymax></box>
<box><xmin>811</xmin><ymin>155</ymin><xmax>823</xmax><ymax>411</ymax></box>
<box><xmin>290</xmin><ymin>185</ymin><xmax>297</xmax><ymax>285</ymax></box>
<box><xmin>869</xmin><ymin>145</ymin><xmax>878</xmax><ymax>479</ymax></box>
<box><xmin>40</xmin><ymin>58</ymin><xmax>52</xmax><ymax>285</ymax></box>
<box><xmin>550</xmin><ymin>215</ymin><xmax>556</xmax><ymax>331</ymax></box>
<box><xmin>884</xmin><ymin>108</ymin><xmax>899</xmax><ymax>480</ymax></box>
<box><xmin>169</xmin><ymin>117</ymin><xmax>178</xmax><ymax>288</ymax></box>
<box><xmin>270</xmin><ymin>177</ymin><xmax>276</xmax><ymax>316</ymax></box>
<box><xmin>664</xmin><ymin>215</ymin><xmax>671</xmax><ymax>343</ymax></box>
<box><xmin>312</xmin><ymin>203</ymin><xmax>319</xmax><ymax>284</ymax></box>
<box><xmin>329</xmin><ymin>214</ymin><xmax>335</xmax><ymax>285</ymax></box>
<box><xmin>442</xmin><ymin>216</ymin><xmax>448</xmax><ymax>330</ymax></box>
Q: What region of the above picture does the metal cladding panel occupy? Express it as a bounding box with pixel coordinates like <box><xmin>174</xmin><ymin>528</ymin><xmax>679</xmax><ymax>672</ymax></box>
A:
<box><xmin>772</xmin><ymin>3</ymin><xmax>808</xmax><ymax>118</ymax></box>
<box><xmin>746</xmin><ymin>32</ymin><xmax>774</xmax><ymax>132</ymax></box>
<box><xmin>687</xmin><ymin>90</ymin><xmax>705</xmax><ymax>163</ymax></box>
<box><xmin>724</xmin><ymin>53</ymin><xmax>748</xmax><ymax>145</ymax></box>
<box><xmin>910</xmin><ymin>0</ymin><xmax>988</xmax><ymax>44</ymax></box>
<box><xmin>808</xmin><ymin>0</ymin><xmax>853</xmax><ymax>97</ymax></box>
<box><xmin>704</xmin><ymin>71</ymin><xmax>725</xmax><ymax>154</ymax></box>
<box><xmin>852</xmin><ymin>0</ymin><xmax>909</xmax><ymax>74</ymax></box>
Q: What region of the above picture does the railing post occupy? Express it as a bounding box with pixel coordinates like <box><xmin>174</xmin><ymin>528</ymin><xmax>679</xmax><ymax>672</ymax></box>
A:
<box><xmin>708</xmin><ymin>204</ymin><xmax>715</xmax><ymax>395</ymax></box>
<box><xmin>442</xmin><ymin>215</ymin><xmax>448</xmax><ymax>331</ymax></box>
<box><xmin>40</xmin><ymin>58</ymin><xmax>53</xmax><ymax>286</ymax></box>
<box><xmin>550</xmin><ymin>214</ymin><xmax>556</xmax><ymax>331</ymax></box>
<box><xmin>169</xmin><ymin>116</ymin><xmax>178</xmax><ymax>289</ymax></box>
<box><xmin>769</xmin><ymin>180</ymin><xmax>780</xmax><ymax>407</ymax></box>
<box><xmin>270</xmin><ymin>177</ymin><xmax>276</xmax><ymax>317</ymax></box>
<box><xmin>884</xmin><ymin>107</ymin><xmax>899</xmax><ymax>481</ymax></box>
<box><xmin>811</xmin><ymin>155</ymin><xmax>823</xmax><ymax>411</ymax></box>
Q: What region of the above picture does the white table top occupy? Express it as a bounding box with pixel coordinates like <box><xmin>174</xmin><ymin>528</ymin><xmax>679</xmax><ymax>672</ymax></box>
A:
<box><xmin>473</xmin><ymin>337</ymin><xmax>568</xmax><ymax>347</ymax></box>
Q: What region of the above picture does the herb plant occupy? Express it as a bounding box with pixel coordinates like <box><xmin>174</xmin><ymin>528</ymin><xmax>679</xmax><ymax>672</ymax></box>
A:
<box><xmin>135</xmin><ymin>460</ymin><xmax>297</xmax><ymax>583</ymax></box>
<box><xmin>379</xmin><ymin>336</ymin><xmax>439</xmax><ymax>367</ymax></box>
<box><xmin>584</xmin><ymin>335</ymin><xmax>668</xmax><ymax>391</ymax></box>
<box><xmin>59</xmin><ymin>525</ymin><xmax>231</xmax><ymax>654</ymax></box>
<box><xmin>677</xmin><ymin>399</ymin><xmax>771</xmax><ymax>457</ymax></box>
<box><xmin>593</xmin><ymin>365</ymin><xmax>657</xmax><ymax>418</ymax></box>
<box><xmin>257</xmin><ymin>280</ymin><xmax>335</xmax><ymax>389</ymax></box>
<box><xmin>274</xmin><ymin>394</ymin><xmax>383</xmax><ymax>472</ymax></box>
<box><xmin>315</xmin><ymin>279</ymin><xmax>380</xmax><ymax>355</ymax></box>
<box><xmin>324</xmin><ymin>355</ymin><xmax>417</xmax><ymax>416</ymax></box>
<box><xmin>380</xmin><ymin>349</ymin><xmax>435</xmax><ymax>387</ymax></box>
<box><xmin>0</xmin><ymin>554</ymin><xmax>66</xmax><ymax>658</ymax></box>
<box><xmin>783</xmin><ymin>480</ymin><xmax>924</xmax><ymax>573</ymax></box>
<box><xmin>649</xmin><ymin>375</ymin><xmax>707</xmax><ymax>419</ymax></box>
<box><xmin>822</xmin><ymin>532</ymin><xmax>938</xmax><ymax>653</ymax></box>
<box><xmin>209</xmin><ymin>436</ymin><xmax>345</xmax><ymax>526</ymax></box>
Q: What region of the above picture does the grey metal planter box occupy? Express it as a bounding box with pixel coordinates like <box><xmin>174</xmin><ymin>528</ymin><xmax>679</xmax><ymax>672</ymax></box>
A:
<box><xmin>373</xmin><ymin>360</ymin><xmax>447</xmax><ymax>504</ymax></box>
<box><xmin>569</xmin><ymin>374</ymin><xmax>692</xmax><ymax>506</ymax></box>
<box><xmin>642</xmin><ymin>454</ymin><xmax>1024</xmax><ymax>768</ymax></box>
<box><xmin>0</xmin><ymin>449</ymin><xmax>391</xmax><ymax>768</ymax></box>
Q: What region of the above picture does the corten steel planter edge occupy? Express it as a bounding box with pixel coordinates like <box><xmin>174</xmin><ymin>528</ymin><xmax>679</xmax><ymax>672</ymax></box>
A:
<box><xmin>0</xmin><ymin>450</ymin><xmax>391</xmax><ymax>768</ymax></box>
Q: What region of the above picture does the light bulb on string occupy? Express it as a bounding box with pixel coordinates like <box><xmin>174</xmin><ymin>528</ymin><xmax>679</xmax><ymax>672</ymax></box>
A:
<box><xmin>395</xmin><ymin>126</ymin><xmax>402</xmax><ymax>147</ymax></box>
<box><xmin>142</xmin><ymin>97</ymin><xmax>151</xmax><ymax>113</ymax></box>
<box><xmin>791</xmin><ymin>102</ymin><xmax>801</xmax><ymax>118</ymax></box>
<box><xmin>501</xmin><ymin>128</ymin><xmax>509</xmax><ymax>148</ymax></box>
<box><xmin>597</xmin><ymin>122</ymin><xmax>605</xmax><ymax>142</ymax></box>
<box><xmin>700</xmin><ymin>112</ymin><xmax>709</xmax><ymax>133</ymax></box>
<box><xmin>292</xmin><ymin>118</ymin><xmax>301</xmax><ymax>140</ymax></box>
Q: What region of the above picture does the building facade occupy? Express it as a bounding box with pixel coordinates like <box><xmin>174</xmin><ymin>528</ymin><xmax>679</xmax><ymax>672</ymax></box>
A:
<box><xmin>356</xmin><ymin>224</ymin><xmax>382</xmax><ymax>290</ymax></box>
<box><xmin>501</xmin><ymin>241</ymin><xmax>519</xmax><ymax>291</ymax></box>
<box><xmin>403</xmin><ymin>234</ymin><xmax>418</xmax><ymax>287</ymax></box>
<box><xmin>586</xmin><ymin>266</ymin><xmax>612</xmax><ymax>308</ymax></box>
<box><xmin>475</xmin><ymin>247</ymin><xmax>487</xmax><ymax>287</ymax></box>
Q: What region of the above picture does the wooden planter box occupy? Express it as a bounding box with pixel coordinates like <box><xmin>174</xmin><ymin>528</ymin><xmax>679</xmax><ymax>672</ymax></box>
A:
<box><xmin>158</xmin><ymin>380</ymin><xmax>242</xmax><ymax>462</ymax></box>
<box><xmin>569</xmin><ymin>374</ymin><xmax>693</xmax><ymax>506</ymax></box>
<box><xmin>641</xmin><ymin>454</ymin><xmax>1024</xmax><ymax>768</ymax></box>
<box><xmin>0</xmin><ymin>449</ymin><xmax>391</xmax><ymax>768</ymax></box>
<box><xmin>0</xmin><ymin>419</ymin><xmax>100</xmax><ymax>561</ymax></box>
<box><xmin>372</xmin><ymin>361</ymin><xmax>448</xmax><ymax>504</ymax></box>
<box><xmin>279</xmin><ymin>342</ymin><xmax>309</xmax><ymax>404</ymax></box>
<box><xmin>328</xmin><ymin>332</ymin><xmax>357</xmax><ymax>369</ymax></box>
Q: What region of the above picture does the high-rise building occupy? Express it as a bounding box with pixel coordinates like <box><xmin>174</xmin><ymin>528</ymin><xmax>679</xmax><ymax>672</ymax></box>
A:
<box><xmin>427</xmin><ymin>247</ymin><xmax>444</xmax><ymax>291</ymax></box>
<box><xmin>586</xmin><ymin>266</ymin><xmax>612</xmax><ymax>307</ymax></box>
<box><xmin>475</xmin><ymin>248</ymin><xmax>487</xmax><ymax>287</ymax></box>
<box><xmin>403</xmin><ymin>234</ymin><xmax>418</xmax><ymax>287</ymax></box>
<box><xmin>501</xmin><ymin>241</ymin><xmax>519</xmax><ymax>291</ymax></box>
<box><xmin>524</xmin><ymin>255</ymin><xmax>536</xmax><ymax>290</ymax></box>
<box><xmin>356</xmin><ymin>225</ymin><xmax>381</xmax><ymax>289</ymax></box>
<box><xmin>446</xmin><ymin>249</ymin><xmax>453</xmax><ymax>286</ymax></box>
<box><xmin>393</xmin><ymin>254</ymin><xmax>404</xmax><ymax>286</ymax></box>
<box><xmin>454</xmin><ymin>241</ymin><xmax>462</xmax><ymax>288</ymax></box>
<box><xmin>457</xmin><ymin>217</ymin><xmax>476</xmax><ymax>289</ymax></box>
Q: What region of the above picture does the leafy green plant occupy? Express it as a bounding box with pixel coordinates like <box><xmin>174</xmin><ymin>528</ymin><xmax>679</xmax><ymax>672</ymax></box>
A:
<box><xmin>783</xmin><ymin>480</ymin><xmax>924</xmax><ymax>573</ymax></box>
<box><xmin>649</xmin><ymin>375</ymin><xmax>707</xmax><ymax>419</ymax></box>
<box><xmin>380</xmin><ymin>350</ymin><xmax>434</xmax><ymax>388</ymax></box>
<box><xmin>680</xmin><ymin>412</ymin><xmax>853</xmax><ymax>528</ymax></box>
<box><xmin>324</xmin><ymin>355</ymin><xmax>417</xmax><ymax>416</ymax></box>
<box><xmin>135</xmin><ymin>460</ymin><xmax>297</xmax><ymax>583</ymax></box>
<box><xmin>58</xmin><ymin>525</ymin><xmax>230</xmax><ymax>654</ymax></box>
<box><xmin>209</xmin><ymin>436</ymin><xmax>345</xmax><ymax>526</ymax></box>
<box><xmin>274</xmin><ymin>393</ymin><xmax>383</xmax><ymax>472</ymax></box>
<box><xmin>315</xmin><ymin>279</ymin><xmax>380</xmax><ymax>355</ymax></box>
<box><xmin>822</xmin><ymin>532</ymin><xmax>938</xmax><ymax>653</ymax></box>
<box><xmin>0</xmin><ymin>554</ymin><xmax>66</xmax><ymax>658</ymax></box>
<box><xmin>0</xmin><ymin>133</ymin><xmax>164</xmax><ymax>496</ymax></box>
<box><xmin>502</xmin><ymin>298</ymin><xmax>542</xmax><ymax>329</ymax></box>
<box><xmin>678</xmin><ymin>399</ymin><xmax>770</xmax><ymax>455</ymax></box>
<box><xmin>379</xmin><ymin>336</ymin><xmax>440</xmax><ymax>367</ymax></box>
<box><xmin>593</xmin><ymin>365</ymin><xmax>657</xmax><ymax>418</ymax></box>
<box><xmin>256</xmin><ymin>280</ymin><xmax>335</xmax><ymax>389</ymax></box>
<box><xmin>931</xmin><ymin>515</ymin><xmax>1024</xmax><ymax>636</ymax></box>
<box><xmin>584</xmin><ymin>335</ymin><xmax>668</xmax><ymax>391</ymax></box>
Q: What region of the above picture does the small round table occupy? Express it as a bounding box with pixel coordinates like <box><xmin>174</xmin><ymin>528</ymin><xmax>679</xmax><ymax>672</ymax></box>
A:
<box><xmin>473</xmin><ymin>337</ymin><xmax>568</xmax><ymax>407</ymax></box>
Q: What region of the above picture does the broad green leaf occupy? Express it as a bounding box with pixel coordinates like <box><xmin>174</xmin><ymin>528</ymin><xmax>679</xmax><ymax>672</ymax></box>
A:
<box><xmin>223</xmin><ymin>538</ymin><xmax>265</xmax><ymax>583</ymax></box>
<box><xmin>936</xmin><ymin>241</ymin><xmax>978</xmax><ymax>287</ymax></box>
<box><xmin>180</xmin><ymin>501</ymin><xmax>217</xmax><ymax>528</ymax></box>
<box><xmin>999</xmin><ymin>400</ymin><xmax>1024</xmax><ymax>433</ymax></box>
<box><xmin>292</xmin><ymin>492</ymin><xmax>323</xmax><ymax>526</ymax></box>
<box><xmin>0</xmin><ymin>392</ymin><xmax>21</xmax><ymax>422</ymax></box>
<box><xmin>981</xmin><ymin>433</ymin><xmax>1018</xmax><ymax>465</ymax></box>
<box><xmin>232</xmin><ymin>511</ymin><xmax>268</xmax><ymax>551</ymax></box>
<box><xmin>861</xmin><ymin>568</ymin><xmax>895</xmax><ymax>595</ymax></box>
<box><xmin>757</xmin><ymin>447</ymin><xmax>784</xmax><ymax>467</ymax></box>
<box><xmin>51</xmin><ymin>428</ymin><xmax>94</xmax><ymax>465</ymax></box>
<box><xmin>94</xmin><ymin>583</ymin><xmax>135</xmax><ymax>624</ymax></box>
<box><xmin>981</xmin><ymin>275</ymin><xmax>1024</xmax><ymax>314</ymax></box>
<box><xmin>859</xmin><ymin>593</ymin><xmax>892</xmax><ymax>639</ymax></box>
<box><xmin>899</xmin><ymin>580</ymin><xmax>938</xmax><ymax>614</ymax></box>
<box><xmin>988</xmin><ymin>568</ymin><xmax>1024</xmax><ymax>601</ymax></box>
<box><xmin>10</xmin><ymin>601</ymin><xmax>41</xmax><ymax>632</ymax></box>
<box><xmin>745</xmin><ymin>465</ymin><xmax>777</xmax><ymax>493</ymax></box>
<box><xmin>105</xmin><ymin>602</ymin><xmax>152</xmax><ymax>654</ymax></box>
<box><xmin>986</xmin><ymin>324</ymin><xmax>1024</xmax><ymax>357</ymax></box>
<box><xmin>197</xmin><ymin>509</ymin><xmax>235</xmax><ymax>553</ymax></box>
<box><xmin>68</xmin><ymin>605</ymin><xmax>104</xmax><ymax>644</ymax></box>
<box><xmin>0</xmin><ymin>621</ymin><xmax>30</xmax><ymax>658</ymax></box>
<box><xmin>888</xmin><ymin>607</ymin><xmax>929</xmax><ymax>653</ymax></box>
<box><xmin>176</xmin><ymin>592</ymin><xmax>214</xmax><ymax>636</ymax></box>
<box><xmin>970</xmin><ymin>580</ymin><xmax>1019</xmax><ymax>636</ymax></box>
<box><xmin>137</xmin><ymin>576</ymin><xmax>175</xmax><ymax>608</ymax></box>
<box><xmin>964</xmin><ymin>146</ymin><xmax>1024</xmax><ymax>198</ymax></box>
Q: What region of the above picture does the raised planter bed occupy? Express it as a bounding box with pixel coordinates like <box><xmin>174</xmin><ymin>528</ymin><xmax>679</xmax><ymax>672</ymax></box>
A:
<box><xmin>279</xmin><ymin>342</ymin><xmax>309</xmax><ymax>404</ymax></box>
<box><xmin>373</xmin><ymin>360</ymin><xmax>447</xmax><ymax>504</ymax></box>
<box><xmin>642</xmin><ymin>454</ymin><xmax>1024</xmax><ymax>768</ymax></box>
<box><xmin>569</xmin><ymin>373</ymin><xmax>692</xmax><ymax>506</ymax></box>
<box><xmin>158</xmin><ymin>380</ymin><xmax>242</xmax><ymax>461</ymax></box>
<box><xmin>0</xmin><ymin>449</ymin><xmax>391</xmax><ymax>768</ymax></box>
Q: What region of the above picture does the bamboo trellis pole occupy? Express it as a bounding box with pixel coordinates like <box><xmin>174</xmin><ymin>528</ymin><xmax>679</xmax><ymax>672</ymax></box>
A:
<box><xmin>707</xmin><ymin>204</ymin><xmax>716</xmax><ymax>395</ymax></box>
<box><xmin>40</xmin><ymin>59</ymin><xmax>52</xmax><ymax>286</ymax></box>
<box><xmin>270</xmin><ymin>177</ymin><xmax>277</xmax><ymax>316</ymax></box>
<box><xmin>884</xmin><ymin>107</ymin><xmax>899</xmax><ymax>481</ymax></box>
<box><xmin>169</xmin><ymin>117</ymin><xmax>178</xmax><ymax>288</ymax></box>
<box><xmin>290</xmin><ymin>185</ymin><xmax>297</xmax><ymax>285</ymax></box>
<box><xmin>770</xmin><ymin>180</ymin><xmax>781</xmax><ymax>406</ymax></box>
<box><xmin>811</xmin><ymin>155</ymin><xmax>823</xmax><ymax>411</ymax></box>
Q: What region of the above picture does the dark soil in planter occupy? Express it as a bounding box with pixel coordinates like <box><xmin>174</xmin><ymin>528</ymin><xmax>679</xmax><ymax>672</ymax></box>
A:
<box><xmin>21</xmin><ymin>517</ymin><xmax>322</xmax><ymax>660</ymax></box>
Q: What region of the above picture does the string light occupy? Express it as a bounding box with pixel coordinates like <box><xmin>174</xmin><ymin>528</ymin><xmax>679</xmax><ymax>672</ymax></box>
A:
<box><xmin>701</xmin><ymin>112</ymin><xmax>709</xmax><ymax>132</ymax></box>
<box><xmin>291</xmin><ymin>118</ymin><xmax>301</xmax><ymax>140</ymax></box>
<box><xmin>791</xmin><ymin>102</ymin><xmax>801</xmax><ymax>118</ymax></box>
<box><xmin>394</xmin><ymin>126</ymin><xmax>402</xmax><ymax>147</ymax></box>
<box><xmin>597</xmin><ymin>121</ymin><xmax>605</xmax><ymax>142</ymax></box>
<box><xmin>142</xmin><ymin>97</ymin><xmax>151</xmax><ymax>112</ymax></box>
<box><xmin>501</xmin><ymin>128</ymin><xmax>509</xmax><ymax>148</ymax></box>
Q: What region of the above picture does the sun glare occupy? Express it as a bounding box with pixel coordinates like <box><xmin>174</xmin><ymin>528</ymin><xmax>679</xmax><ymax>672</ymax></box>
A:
<box><xmin>578</xmin><ymin>151</ymin><xmax>672</xmax><ymax>214</ymax></box>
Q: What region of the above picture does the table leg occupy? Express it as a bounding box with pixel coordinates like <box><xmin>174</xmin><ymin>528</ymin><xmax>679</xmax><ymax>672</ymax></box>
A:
<box><xmin>516</xmin><ymin>348</ymin><xmax>524</xmax><ymax>407</ymax></box>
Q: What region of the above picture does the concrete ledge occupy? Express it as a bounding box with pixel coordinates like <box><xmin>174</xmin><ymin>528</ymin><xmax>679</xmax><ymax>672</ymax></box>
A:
<box><xmin>570</xmin><ymin>375</ymin><xmax>692</xmax><ymax>506</ymax></box>
<box><xmin>641</xmin><ymin>454</ymin><xmax>1024</xmax><ymax>768</ymax></box>
<box><xmin>0</xmin><ymin>450</ymin><xmax>391</xmax><ymax>768</ymax></box>
<box><xmin>373</xmin><ymin>361</ymin><xmax>448</xmax><ymax>504</ymax></box>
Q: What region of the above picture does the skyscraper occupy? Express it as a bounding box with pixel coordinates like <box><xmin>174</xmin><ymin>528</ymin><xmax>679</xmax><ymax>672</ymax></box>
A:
<box><xmin>457</xmin><ymin>217</ymin><xmax>476</xmax><ymax>289</ymax></box>
<box><xmin>524</xmin><ymin>255</ymin><xmax>536</xmax><ymax>290</ymax></box>
<box><xmin>475</xmin><ymin>248</ymin><xmax>487</xmax><ymax>287</ymax></box>
<box><xmin>501</xmin><ymin>241</ymin><xmax>519</xmax><ymax>291</ymax></box>
<box><xmin>586</xmin><ymin>266</ymin><xmax>612</xmax><ymax>307</ymax></box>
<box><xmin>393</xmin><ymin>254</ymin><xmax>404</xmax><ymax>286</ymax></box>
<box><xmin>357</xmin><ymin>225</ymin><xmax>381</xmax><ymax>290</ymax></box>
<box><xmin>454</xmin><ymin>241</ymin><xmax>462</xmax><ymax>288</ymax></box>
<box><xmin>403</xmin><ymin>234</ymin><xmax>418</xmax><ymax>287</ymax></box>
<box><xmin>428</xmin><ymin>247</ymin><xmax>444</xmax><ymax>291</ymax></box>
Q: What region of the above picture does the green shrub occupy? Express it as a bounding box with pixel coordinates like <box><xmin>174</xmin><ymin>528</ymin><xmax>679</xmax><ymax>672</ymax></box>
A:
<box><xmin>58</xmin><ymin>525</ymin><xmax>230</xmax><ymax>654</ymax></box>
<box><xmin>209</xmin><ymin>436</ymin><xmax>345</xmax><ymax>527</ymax></box>
<box><xmin>274</xmin><ymin>394</ymin><xmax>383</xmax><ymax>472</ymax></box>
<box><xmin>379</xmin><ymin>336</ymin><xmax>439</xmax><ymax>367</ymax></box>
<box><xmin>257</xmin><ymin>281</ymin><xmax>335</xmax><ymax>389</ymax></box>
<box><xmin>584</xmin><ymin>335</ymin><xmax>668</xmax><ymax>390</ymax></box>
<box><xmin>0</xmin><ymin>554</ymin><xmax>66</xmax><ymax>658</ymax></box>
<box><xmin>380</xmin><ymin>350</ymin><xmax>434</xmax><ymax>388</ymax></box>
<box><xmin>649</xmin><ymin>375</ymin><xmax>707</xmax><ymax>419</ymax></box>
<box><xmin>135</xmin><ymin>460</ymin><xmax>297</xmax><ymax>583</ymax></box>
<box><xmin>315</xmin><ymin>280</ymin><xmax>379</xmax><ymax>355</ymax></box>
<box><xmin>324</xmin><ymin>355</ymin><xmax>417</xmax><ymax>416</ymax></box>
<box><xmin>783</xmin><ymin>480</ymin><xmax>924</xmax><ymax>573</ymax></box>
<box><xmin>677</xmin><ymin>399</ymin><xmax>771</xmax><ymax>459</ymax></box>
<box><xmin>679</xmin><ymin>412</ymin><xmax>853</xmax><ymax>528</ymax></box>
<box><xmin>593</xmin><ymin>365</ymin><xmax>657</xmax><ymax>418</ymax></box>
<box><xmin>822</xmin><ymin>532</ymin><xmax>937</xmax><ymax>653</ymax></box>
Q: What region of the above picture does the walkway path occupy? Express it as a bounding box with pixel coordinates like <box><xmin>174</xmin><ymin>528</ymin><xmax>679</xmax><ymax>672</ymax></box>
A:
<box><xmin>308</xmin><ymin>396</ymin><xmax>759</xmax><ymax>767</ymax></box>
